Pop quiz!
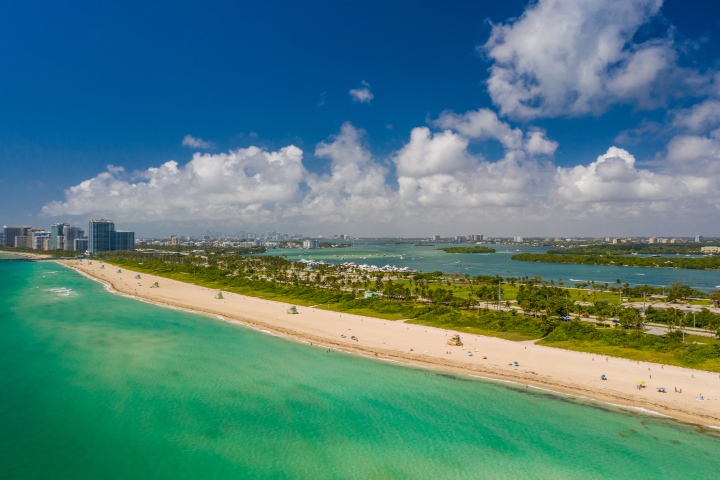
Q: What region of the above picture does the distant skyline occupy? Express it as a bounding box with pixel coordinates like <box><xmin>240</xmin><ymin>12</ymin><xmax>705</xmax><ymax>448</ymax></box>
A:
<box><xmin>2</xmin><ymin>0</ymin><xmax>720</xmax><ymax>237</ymax></box>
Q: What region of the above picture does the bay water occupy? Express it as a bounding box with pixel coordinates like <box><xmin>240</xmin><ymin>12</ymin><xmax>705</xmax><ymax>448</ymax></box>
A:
<box><xmin>2</xmin><ymin>259</ymin><xmax>719</xmax><ymax>478</ymax></box>
<box><xmin>262</xmin><ymin>243</ymin><xmax>720</xmax><ymax>292</ymax></box>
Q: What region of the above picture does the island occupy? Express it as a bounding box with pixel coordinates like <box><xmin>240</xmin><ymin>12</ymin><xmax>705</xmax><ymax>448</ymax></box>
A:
<box><xmin>511</xmin><ymin>245</ymin><xmax>720</xmax><ymax>270</ymax></box>
<box><xmin>437</xmin><ymin>246</ymin><xmax>496</xmax><ymax>254</ymax></box>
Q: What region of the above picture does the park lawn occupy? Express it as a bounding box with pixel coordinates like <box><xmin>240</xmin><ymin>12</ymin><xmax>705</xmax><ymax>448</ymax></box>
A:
<box><xmin>687</xmin><ymin>299</ymin><xmax>714</xmax><ymax>306</ymax></box>
<box><xmin>406</xmin><ymin>319</ymin><xmax>540</xmax><ymax>342</ymax></box>
<box><xmin>683</xmin><ymin>333</ymin><xmax>718</xmax><ymax>345</ymax></box>
<box><xmin>312</xmin><ymin>303</ymin><xmax>413</xmax><ymax>321</ymax></box>
<box><xmin>390</xmin><ymin>278</ymin><xmax>627</xmax><ymax>305</ymax></box>
<box><xmin>536</xmin><ymin>339</ymin><xmax>720</xmax><ymax>372</ymax></box>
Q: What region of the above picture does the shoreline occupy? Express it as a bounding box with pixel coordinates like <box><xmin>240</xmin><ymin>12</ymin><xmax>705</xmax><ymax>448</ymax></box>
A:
<box><xmin>58</xmin><ymin>259</ymin><xmax>720</xmax><ymax>429</ymax></box>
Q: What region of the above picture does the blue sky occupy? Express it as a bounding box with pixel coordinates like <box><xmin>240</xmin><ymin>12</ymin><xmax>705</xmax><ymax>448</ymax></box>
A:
<box><xmin>2</xmin><ymin>0</ymin><xmax>720</xmax><ymax>237</ymax></box>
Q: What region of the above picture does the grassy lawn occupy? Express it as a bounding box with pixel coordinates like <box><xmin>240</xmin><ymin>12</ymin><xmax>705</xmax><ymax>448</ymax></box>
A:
<box><xmin>311</xmin><ymin>303</ymin><xmax>410</xmax><ymax>320</ymax></box>
<box><xmin>536</xmin><ymin>340</ymin><xmax>720</xmax><ymax>372</ymax></box>
<box><xmin>406</xmin><ymin>319</ymin><xmax>540</xmax><ymax>342</ymax></box>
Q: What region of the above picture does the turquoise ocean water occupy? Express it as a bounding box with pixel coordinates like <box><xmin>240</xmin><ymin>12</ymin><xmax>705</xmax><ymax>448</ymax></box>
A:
<box><xmin>1</xmin><ymin>259</ymin><xmax>719</xmax><ymax>479</ymax></box>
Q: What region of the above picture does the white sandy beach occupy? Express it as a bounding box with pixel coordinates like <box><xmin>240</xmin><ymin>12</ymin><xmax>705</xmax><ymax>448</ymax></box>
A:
<box><xmin>61</xmin><ymin>259</ymin><xmax>720</xmax><ymax>427</ymax></box>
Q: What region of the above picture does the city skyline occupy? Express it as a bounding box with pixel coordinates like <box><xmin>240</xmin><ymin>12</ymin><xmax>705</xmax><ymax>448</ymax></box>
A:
<box><xmin>2</xmin><ymin>1</ymin><xmax>720</xmax><ymax>236</ymax></box>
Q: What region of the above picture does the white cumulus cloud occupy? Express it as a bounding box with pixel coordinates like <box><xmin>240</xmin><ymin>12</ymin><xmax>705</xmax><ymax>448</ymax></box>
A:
<box><xmin>670</xmin><ymin>100</ymin><xmax>720</xmax><ymax>134</ymax></box>
<box><xmin>433</xmin><ymin>108</ymin><xmax>523</xmax><ymax>150</ymax></box>
<box><xmin>182</xmin><ymin>134</ymin><xmax>215</xmax><ymax>149</ymax></box>
<box><xmin>304</xmin><ymin>123</ymin><xmax>393</xmax><ymax>223</ymax></box>
<box><xmin>349</xmin><ymin>84</ymin><xmax>374</xmax><ymax>103</ymax></box>
<box><xmin>43</xmin><ymin>146</ymin><xmax>306</xmax><ymax>223</ymax></box>
<box><xmin>482</xmin><ymin>0</ymin><xmax>692</xmax><ymax>119</ymax></box>
<box><xmin>553</xmin><ymin>147</ymin><xmax>682</xmax><ymax>205</ymax></box>
<box><xmin>41</xmin><ymin>112</ymin><xmax>720</xmax><ymax>235</ymax></box>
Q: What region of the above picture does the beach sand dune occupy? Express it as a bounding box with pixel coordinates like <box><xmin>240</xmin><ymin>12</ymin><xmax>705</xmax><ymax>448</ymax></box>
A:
<box><xmin>62</xmin><ymin>259</ymin><xmax>720</xmax><ymax>427</ymax></box>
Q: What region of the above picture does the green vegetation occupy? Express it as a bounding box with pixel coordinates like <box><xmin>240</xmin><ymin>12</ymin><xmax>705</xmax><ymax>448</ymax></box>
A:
<box><xmin>408</xmin><ymin>308</ymin><xmax>550</xmax><ymax>341</ymax></box>
<box><xmin>318</xmin><ymin>242</ymin><xmax>351</xmax><ymax>248</ymax></box>
<box><xmin>512</xmin><ymin>252</ymin><xmax>720</xmax><ymax>270</ymax></box>
<box><xmin>143</xmin><ymin>244</ymin><xmax>267</xmax><ymax>255</ymax></box>
<box><xmin>437</xmin><ymin>246</ymin><xmax>496</xmax><ymax>254</ymax></box>
<box><xmin>547</xmin><ymin>243</ymin><xmax>709</xmax><ymax>255</ymax></box>
<box><xmin>540</xmin><ymin>321</ymin><xmax>720</xmax><ymax>371</ymax></box>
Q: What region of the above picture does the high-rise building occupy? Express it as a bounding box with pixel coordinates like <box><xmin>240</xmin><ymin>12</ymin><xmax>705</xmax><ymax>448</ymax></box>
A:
<box><xmin>114</xmin><ymin>231</ymin><xmax>135</xmax><ymax>250</ymax></box>
<box><xmin>89</xmin><ymin>220</ymin><xmax>115</xmax><ymax>254</ymax></box>
<box><xmin>63</xmin><ymin>226</ymin><xmax>84</xmax><ymax>251</ymax></box>
<box><xmin>695</xmin><ymin>235</ymin><xmax>704</xmax><ymax>243</ymax></box>
<box><xmin>3</xmin><ymin>226</ymin><xmax>32</xmax><ymax>247</ymax></box>
<box><xmin>50</xmin><ymin>223</ymin><xmax>69</xmax><ymax>249</ymax></box>
<box><xmin>14</xmin><ymin>236</ymin><xmax>29</xmax><ymax>248</ymax></box>
<box><xmin>170</xmin><ymin>235</ymin><xmax>180</xmax><ymax>246</ymax></box>
<box><xmin>31</xmin><ymin>231</ymin><xmax>51</xmax><ymax>250</ymax></box>
<box><xmin>88</xmin><ymin>220</ymin><xmax>135</xmax><ymax>255</ymax></box>
<box><xmin>303</xmin><ymin>239</ymin><xmax>319</xmax><ymax>249</ymax></box>
<box><xmin>74</xmin><ymin>238</ymin><xmax>88</xmax><ymax>253</ymax></box>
